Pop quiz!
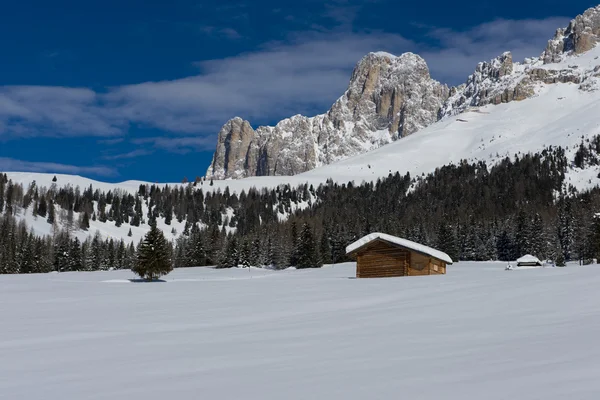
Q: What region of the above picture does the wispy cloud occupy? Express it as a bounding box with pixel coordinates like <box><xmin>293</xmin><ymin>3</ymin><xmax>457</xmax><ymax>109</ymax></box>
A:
<box><xmin>132</xmin><ymin>136</ymin><xmax>217</xmax><ymax>153</ymax></box>
<box><xmin>102</xmin><ymin>149</ymin><xmax>153</xmax><ymax>160</ymax></box>
<box><xmin>107</xmin><ymin>31</ymin><xmax>413</xmax><ymax>134</ymax></box>
<box><xmin>0</xmin><ymin>86</ymin><xmax>125</xmax><ymax>137</ymax></box>
<box><xmin>98</xmin><ymin>137</ymin><xmax>125</xmax><ymax>145</ymax></box>
<box><xmin>200</xmin><ymin>26</ymin><xmax>242</xmax><ymax>39</ymax></box>
<box><xmin>0</xmin><ymin>157</ymin><xmax>117</xmax><ymax>177</ymax></box>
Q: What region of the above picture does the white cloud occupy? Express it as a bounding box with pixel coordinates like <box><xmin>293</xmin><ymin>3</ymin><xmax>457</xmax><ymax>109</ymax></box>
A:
<box><xmin>132</xmin><ymin>136</ymin><xmax>217</xmax><ymax>153</ymax></box>
<box><xmin>102</xmin><ymin>149</ymin><xmax>153</xmax><ymax>160</ymax></box>
<box><xmin>0</xmin><ymin>157</ymin><xmax>117</xmax><ymax>176</ymax></box>
<box><xmin>0</xmin><ymin>15</ymin><xmax>571</xmax><ymax>151</ymax></box>
<box><xmin>107</xmin><ymin>31</ymin><xmax>413</xmax><ymax>134</ymax></box>
<box><xmin>0</xmin><ymin>86</ymin><xmax>125</xmax><ymax>137</ymax></box>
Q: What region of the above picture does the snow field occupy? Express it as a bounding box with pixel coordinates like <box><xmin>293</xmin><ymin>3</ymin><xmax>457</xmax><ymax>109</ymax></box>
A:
<box><xmin>1</xmin><ymin>262</ymin><xmax>600</xmax><ymax>399</ymax></box>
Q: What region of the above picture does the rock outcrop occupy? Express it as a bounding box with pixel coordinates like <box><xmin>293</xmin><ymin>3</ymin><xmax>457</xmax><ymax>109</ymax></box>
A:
<box><xmin>542</xmin><ymin>5</ymin><xmax>600</xmax><ymax>64</ymax></box>
<box><xmin>441</xmin><ymin>52</ymin><xmax>536</xmax><ymax>115</ymax></box>
<box><xmin>207</xmin><ymin>6</ymin><xmax>600</xmax><ymax>179</ymax></box>
<box><xmin>206</xmin><ymin>52</ymin><xmax>450</xmax><ymax>179</ymax></box>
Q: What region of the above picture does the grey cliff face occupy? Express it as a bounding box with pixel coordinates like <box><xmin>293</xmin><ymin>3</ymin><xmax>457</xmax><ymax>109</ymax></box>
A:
<box><xmin>206</xmin><ymin>117</ymin><xmax>257</xmax><ymax>179</ymax></box>
<box><xmin>207</xmin><ymin>6</ymin><xmax>600</xmax><ymax>179</ymax></box>
<box><xmin>542</xmin><ymin>5</ymin><xmax>600</xmax><ymax>64</ymax></box>
<box><xmin>441</xmin><ymin>52</ymin><xmax>528</xmax><ymax>116</ymax></box>
<box><xmin>207</xmin><ymin>52</ymin><xmax>450</xmax><ymax>179</ymax></box>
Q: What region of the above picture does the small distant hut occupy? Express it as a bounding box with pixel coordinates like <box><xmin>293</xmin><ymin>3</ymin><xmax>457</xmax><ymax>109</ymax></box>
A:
<box><xmin>516</xmin><ymin>254</ymin><xmax>542</xmax><ymax>267</ymax></box>
<box><xmin>346</xmin><ymin>233</ymin><xmax>453</xmax><ymax>278</ymax></box>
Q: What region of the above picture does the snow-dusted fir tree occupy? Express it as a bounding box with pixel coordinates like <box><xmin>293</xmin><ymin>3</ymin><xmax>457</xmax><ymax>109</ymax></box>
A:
<box><xmin>297</xmin><ymin>223</ymin><xmax>321</xmax><ymax>269</ymax></box>
<box><xmin>132</xmin><ymin>223</ymin><xmax>173</xmax><ymax>281</ymax></box>
<box><xmin>436</xmin><ymin>221</ymin><xmax>459</xmax><ymax>262</ymax></box>
<box><xmin>240</xmin><ymin>240</ymin><xmax>251</xmax><ymax>268</ymax></box>
<box><xmin>68</xmin><ymin>238</ymin><xmax>83</xmax><ymax>271</ymax></box>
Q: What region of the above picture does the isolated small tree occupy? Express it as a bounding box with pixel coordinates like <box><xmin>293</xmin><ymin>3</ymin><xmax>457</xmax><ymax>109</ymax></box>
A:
<box><xmin>127</xmin><ymin>228</ymin><xmax>133</xmax><ymax>237</ymax></box>
<box><xmin>132</xmin><ymin>224</ymin><xmax>173</xmax><ymax>281</ymax></box>
<box><xmin>52</xmin><ymin>175</ymin><xmax>57</xmax><ymax>182</ymax></box>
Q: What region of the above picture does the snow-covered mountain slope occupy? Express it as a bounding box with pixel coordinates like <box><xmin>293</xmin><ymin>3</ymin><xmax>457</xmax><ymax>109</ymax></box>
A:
<box><xmin>6</xmin><ymin>172</ymin><xmax>151</xmax><ymax>195</ymax></box>
<box><xmin>3</xmin><ymin>262</ymin><xmax>600</xmax><ymax>400</ymax></box>
<box><xmin>207</xmin><ymin>5</ymin><xmax>600</xmax><ymax>179</ymax></box>
<box><xmin>203</xmin><ymin>43</ymin><xmax>600</xmax><ymax>193</ymax></box>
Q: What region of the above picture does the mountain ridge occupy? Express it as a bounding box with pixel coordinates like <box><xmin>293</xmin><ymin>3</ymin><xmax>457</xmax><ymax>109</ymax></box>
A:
<box><xmin>207</xmin><ymin>5</ymin><xmax>600</xmax><ymax>179</ymax></box>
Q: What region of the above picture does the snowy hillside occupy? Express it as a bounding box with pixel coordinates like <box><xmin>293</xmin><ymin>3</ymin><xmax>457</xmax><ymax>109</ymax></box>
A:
<box><xmin>2</xmin><ymin>262</ymin><xmax>600</xmax><ymax>399</ymax></box>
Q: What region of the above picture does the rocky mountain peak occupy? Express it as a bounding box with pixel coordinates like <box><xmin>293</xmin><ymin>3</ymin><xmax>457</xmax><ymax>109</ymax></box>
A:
<box><xmin>542</xmin><ymin>5</ymin><xmax>600</xmax><ymax>64</ymax></box>
<box><xmin>206</xmin><ymin>5</ymin><xmax>600</xmax><ymax>180</ymax></box>
<box><xmin>206</xmin><ymin>117</ymin><xmax>256</xmax><ymax>180</ymax></box>
<box><xmin>206</xmin><ymin>51</ymin><xmax>450</xmax><ymax>179</ymax></box>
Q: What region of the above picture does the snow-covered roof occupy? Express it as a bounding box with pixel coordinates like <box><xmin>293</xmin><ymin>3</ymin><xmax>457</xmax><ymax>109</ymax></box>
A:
<box><xmin>517</xmin><ymin>254</ymin><xmax>542</xmax><ymax>264</ymax></box>
<box><xmin>345</xmin><ymin>233</ymin><xmax>453</xmax><ymax>264</ymax></box>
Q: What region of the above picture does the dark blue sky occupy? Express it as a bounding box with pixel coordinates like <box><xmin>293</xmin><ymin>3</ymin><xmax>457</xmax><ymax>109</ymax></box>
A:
<box><xmin>0</xmin><ymin>0</ymin><xmax>596</xmax><ymax>182</ymax></box>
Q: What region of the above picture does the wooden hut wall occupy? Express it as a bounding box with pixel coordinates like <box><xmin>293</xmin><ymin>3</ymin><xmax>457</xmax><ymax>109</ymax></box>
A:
<box><xmin>407</xmin><ymin>252</ymin><xmax>431</xmax><ymax>276</ymax></box>
<box><xmin>429</xmin><ymin>258</ymin><xmax>446</xmax><ymax>275</ymax></box>
<box><xmin>356</xmin><ymin>241</ymin><xmax>409</xmax><ymax>278</ymax></box>
<box><xmin>407</xmin><ymin>252</ymin><xmax>447</xmax><ymax>276</ymax></box>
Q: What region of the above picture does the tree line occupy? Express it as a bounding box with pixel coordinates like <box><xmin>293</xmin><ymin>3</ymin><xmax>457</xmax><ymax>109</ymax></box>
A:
<box><xmin>3</xmin><ymin>138</ymin><xmax>600</xmax><ymax>274</ymax></box>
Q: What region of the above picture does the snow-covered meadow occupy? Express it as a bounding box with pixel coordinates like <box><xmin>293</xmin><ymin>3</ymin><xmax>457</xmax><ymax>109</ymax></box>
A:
<box><xmin>2</xmin><ymin>262</ymin><xmax>600</xmax><ymax>399</ymax></box>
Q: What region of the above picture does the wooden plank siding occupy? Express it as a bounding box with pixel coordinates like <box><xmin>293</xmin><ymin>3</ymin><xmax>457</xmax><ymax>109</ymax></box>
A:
<box><xmin>354</xmin><ymin>239</ymin><xmax>447</xmax><ymax>278</ymax></box>
<box><xmin>356</xmin><ymin>241</ymin><xmax>409</xmax><ymax>278</ymax></box>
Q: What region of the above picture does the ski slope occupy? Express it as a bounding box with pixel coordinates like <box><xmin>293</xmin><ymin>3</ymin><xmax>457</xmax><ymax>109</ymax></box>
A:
<box><xmin>1</xmin><ymin>262</ymin><xmax>600</xmax><ymax>399</ymax></box>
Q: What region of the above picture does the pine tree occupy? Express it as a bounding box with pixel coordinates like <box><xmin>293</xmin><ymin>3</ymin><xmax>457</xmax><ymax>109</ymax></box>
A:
<box><xmin>240</xmin><ymin>240</ymin><xmax>251</xmax><ymax>268</ymax></box>
<box><xmin>218</xmin><ymin>236</ymin><xmax>239</xmax><ymax>268</ymax></box>
<box><xmin>515</xmin><ymin>211</ymin><xmax>530</xmax><ymax>256</ymax></box>
<box><xmin>530</xmin><ymin>213</ymin><xmax>545</xmax><ymax>258</ymax></box>
<box><xmin>320</xmin><ymin>230</ymin><xmax>332</xmax><ymax>265</ymax></box>
<box><xmin>116</xmin><ymin>240</ymin><xmax>126</xmax><ymax>269</ymax></box>
<box><xmin>132</xmin><ymin>223</ymin><xmax>173</xmax><ymax>281</ymax></box>
<box><xmin>436</xmin><ymin>221</ymin><xmax>459</xmax><ymax>262</ymax></box>
<box><xmin>250</xmin><ymin>237</ymin><xmax>261</xmax><ymax>267</ymax></box>
<box><xmin>496</xmin><ymin>230</ymin><xmax>515</xmax><ymax>261</ymax></box>
<box><xmin>37</xmin><ymin>196</ymin><xmax>47</xmax><ymax>218</ymax></box>
<box><xmin>297</xmin><ymin>223</ymin><xmax>321</xmax><ymax>269</ymax></box>
<box><xmin>46</xmin><ymin>200</ymin><xmax>55</xmax><ymax>225</ymax></box>
<box><xmin>80</xmin><ymin>211</ymin><xmax>90</xmax><ymax>230</ymax></box>
<box><xmin>68</xmin><ymin>238</ymin><xmax>83</xmax><ymax>271</ymax></box>
<box><xmin>86</xmin><ymin>231</ymin><xmax>103</xmax><ymax>271</ymax></box>
<box><xmin>53</xmin><ymin>235</ymin><xmax>69</xmax><ymax>272</ymax></box>
<box><xmin>0</xmin><ymin>178</ymin><xmax>4</xmax><ymax>214</ymax></box>
<box><xmin>289</xmin><ymin>221</ymin><xmax>299</xmax><ymax>266</ymax></box>
<box><xmin>188</xmin><ymin>226</ymin><xmax>206</xmax><ymax>266</ymax></box>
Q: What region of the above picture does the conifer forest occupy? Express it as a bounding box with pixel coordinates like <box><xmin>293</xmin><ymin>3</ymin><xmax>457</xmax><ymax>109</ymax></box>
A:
<box><xmin>3</xmin><ymin>140</ymin><xmax>600</xmax><ymax>275</ymax></box>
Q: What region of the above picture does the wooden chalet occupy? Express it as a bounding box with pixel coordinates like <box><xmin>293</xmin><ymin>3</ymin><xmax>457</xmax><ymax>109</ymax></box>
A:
<box><xmin>346</xmin><ymin>233</ymin><xmax>453</xmax><ymax>278</ymax></box>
